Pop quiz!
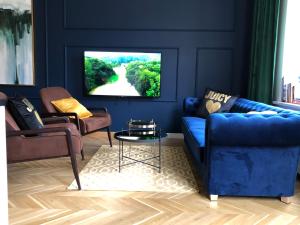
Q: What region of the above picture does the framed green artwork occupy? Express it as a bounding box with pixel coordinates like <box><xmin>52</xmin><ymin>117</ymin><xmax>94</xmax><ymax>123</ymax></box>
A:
<box><xmin>0</xmin><ymin>0</ymin><xmax>34</xmax><ymax>85</ymax></box>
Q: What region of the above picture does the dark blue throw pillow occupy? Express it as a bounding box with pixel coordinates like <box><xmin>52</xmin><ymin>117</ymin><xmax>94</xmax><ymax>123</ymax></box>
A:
<box><xmin>197</xmin><ymin>88</ymin><xmax>238</xmax><ymax>118</ymax></box>
<box><xmin>8</xmin><ymin>97</ymin><xmax>44</xmax><ymax>130</ymax></box>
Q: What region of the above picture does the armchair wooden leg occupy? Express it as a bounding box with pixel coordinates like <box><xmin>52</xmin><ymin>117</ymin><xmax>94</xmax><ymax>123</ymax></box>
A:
<box><xmin>80</xmin><ymin>149</ymin><xmax>85</xmax><ymax>160</ymax></box>
<box><xmin>65</xmin><ymin>128</ymin><xmax>81</xmax><ymax>190</ymax></box>
<box><xmin>107</xmin><ymin>127</ymin><xmax>112</xmax><ymax>147</ymax></box>
<box><xmin>209</xmin><ymin>195</ymin><xmax>218</xmax><ymax>201</ymax></box>
<box><xmin>281</xmin><ymin>196</ymin><xmax>292</xmax><ymax>204</ymax></box>
<box><xmin>70</xmin><ymin>153</ymin><xmax>81</xmax><ymax>190</ymax></box>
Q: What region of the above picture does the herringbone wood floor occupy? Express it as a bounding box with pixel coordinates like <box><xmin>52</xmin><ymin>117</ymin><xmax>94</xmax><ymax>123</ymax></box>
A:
<box><xmin>8</xmin><ymin>132</ymin><xmax>300</xmax><ymax>225</ymax></box>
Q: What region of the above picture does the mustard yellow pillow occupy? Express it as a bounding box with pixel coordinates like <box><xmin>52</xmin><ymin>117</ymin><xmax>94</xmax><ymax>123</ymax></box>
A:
<box><xmin>51</xmin><ymin>97</ymin><xmax>93</xmax><ymax>119</ymax></box>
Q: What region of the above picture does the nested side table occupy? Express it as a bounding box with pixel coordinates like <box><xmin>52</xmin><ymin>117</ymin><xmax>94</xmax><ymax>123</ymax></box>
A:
<box><xmin>114</xmin><ymin>128</ymin><xmax>166</xmax><ymax>172</ymax></box>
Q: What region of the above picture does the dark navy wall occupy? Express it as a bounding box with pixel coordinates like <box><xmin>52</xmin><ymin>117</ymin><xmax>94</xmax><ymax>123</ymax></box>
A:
<box><xmin>0</xmin><ymin>0</ymin><xmax>253</xmax><ymax>132</ymax></box>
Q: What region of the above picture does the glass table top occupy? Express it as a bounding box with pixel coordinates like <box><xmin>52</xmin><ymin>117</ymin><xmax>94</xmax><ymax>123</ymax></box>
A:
<box><xmin>114</xmin><ymin>129</ymin><xmax>167</xmax><ymax>143</ymax></box>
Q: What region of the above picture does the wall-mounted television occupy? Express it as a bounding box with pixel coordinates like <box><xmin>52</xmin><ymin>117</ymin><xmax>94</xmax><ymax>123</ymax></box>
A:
<box><xmin>84</xmin><ymin>51</ymin><xmax>161</xmax><ymax>97</ymax></box>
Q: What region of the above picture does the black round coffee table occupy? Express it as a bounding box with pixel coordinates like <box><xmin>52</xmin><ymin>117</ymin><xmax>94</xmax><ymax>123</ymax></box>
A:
<box><xmin>114</xmin><ymin>129</ymin><xmax>167</xmax><ymax>172</ymax></box>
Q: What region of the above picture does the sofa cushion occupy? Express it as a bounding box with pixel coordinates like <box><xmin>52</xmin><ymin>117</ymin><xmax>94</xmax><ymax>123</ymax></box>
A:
<box><xmin>197</xmin><ymin>88</ymin><xmax>238</xmax><ymax>118</ymax></box>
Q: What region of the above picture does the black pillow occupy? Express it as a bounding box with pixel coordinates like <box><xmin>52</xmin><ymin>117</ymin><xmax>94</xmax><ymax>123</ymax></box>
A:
<box><xmin>197</xmin><ymin>88</ymin><xmax>238</xmax><ymax>118</ymax></box>
<box><xmin>8</xmin><ymin>96</ymin><xmax>44</xmax><ymax>130</ymax></box>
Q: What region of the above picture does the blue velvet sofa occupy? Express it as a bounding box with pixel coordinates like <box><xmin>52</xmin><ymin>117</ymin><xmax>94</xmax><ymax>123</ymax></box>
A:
<box><xmin>182</xmin><ymin>97</ymin><xmax>300</xmax><ymax>202</ymax></box>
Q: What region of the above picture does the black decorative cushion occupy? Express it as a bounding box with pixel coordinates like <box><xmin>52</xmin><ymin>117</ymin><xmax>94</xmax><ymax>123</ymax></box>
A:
<box><xmin>197</xmin><ymin>88</ymin><xmax>238</xmax><ymax>118</ymax></box>
<box><xmin>8</xmin><ymin>97</ymin><xmax>44</xmax><ymax>130</ymax></box>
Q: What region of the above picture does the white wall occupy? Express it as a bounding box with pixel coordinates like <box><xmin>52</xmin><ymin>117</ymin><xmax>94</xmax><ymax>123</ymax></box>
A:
<box><xmin>0</xmin><ymin>106</ymin><xmax>8</xmax><ymax>224</ymax></box>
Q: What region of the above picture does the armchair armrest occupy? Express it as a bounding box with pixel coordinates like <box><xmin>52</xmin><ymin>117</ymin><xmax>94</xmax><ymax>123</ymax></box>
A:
<box><xmin>42</xmin><ymin>116</ymin><xmax>69</xmax><ymax>124</ymax></box>
<box><xmin>207</xmin><ymin>113</ymin><xmax>300</xmax><ymax>146</ymax></box>
<box><xmin>89</xmin><ymin>107</ymin><xmax>108</xmax><ymax>113</ymax></box>
<box><xmin>40</xmin><ymin>112</ymin><xmax>80</xmax><ymax>131</ymax></box>
<box><xmin>7</xmin><ymin>127</ymin><xmax>72</xmax><ymax>137</ymax></box>
<box><xmin>7</xmin><ymin>127</ymin><xmax>76</xmax><ymax>156</ymax></box>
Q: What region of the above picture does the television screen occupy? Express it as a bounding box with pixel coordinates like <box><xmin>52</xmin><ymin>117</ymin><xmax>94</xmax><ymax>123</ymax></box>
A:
<box><xmin>84</xmin><ymin>51</ymin><xmax>161</xmax><ymax>97</ymax></box>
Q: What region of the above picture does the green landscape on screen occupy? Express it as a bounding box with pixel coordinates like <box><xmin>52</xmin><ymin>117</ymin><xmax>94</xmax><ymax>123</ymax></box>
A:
<box><xmin>84</xmin><ymin>51</ymin><xmax>161</xmax><ymax>97</ymax></box>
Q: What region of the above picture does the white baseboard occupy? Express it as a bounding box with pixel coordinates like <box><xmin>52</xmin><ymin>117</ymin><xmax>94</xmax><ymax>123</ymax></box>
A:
<box><xmin>166</xmin><ymin>133</ymin><xmax>184</xmax><ymax>139</ymax></box>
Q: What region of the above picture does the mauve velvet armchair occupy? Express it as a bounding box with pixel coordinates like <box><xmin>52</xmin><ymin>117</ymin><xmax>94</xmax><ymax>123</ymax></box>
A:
<box><xmin>1</xmin><ymin>92</ymin><xmax>83</xmax><ymax>190</ymax></box>
<box><xmin>40</xmin><ymin>87</ymin><xmax>112</xmax><ymax>149</ymax></box>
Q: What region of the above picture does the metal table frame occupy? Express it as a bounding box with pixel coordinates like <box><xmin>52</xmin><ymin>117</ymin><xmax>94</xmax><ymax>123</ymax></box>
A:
<box><xmin>115</xmin><ymin>130</ymin><xmax>163</xmax><ymax>173</ymax></box>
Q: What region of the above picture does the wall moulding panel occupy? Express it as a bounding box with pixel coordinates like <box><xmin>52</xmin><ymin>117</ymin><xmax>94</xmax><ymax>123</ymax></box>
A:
<box><xmin>63</xmin><ymin>0</ymin><xmax>235</xmax><ymax>31</ymax></box>
<box><xmin>195</xmin><ymin>48</ymin><xmax>234</xmax><ymax>96</ymax></box>
<box><xmin>60</xmin><ymin>30</ymin><xmax>235</xmax><ymax>49</ymax></box>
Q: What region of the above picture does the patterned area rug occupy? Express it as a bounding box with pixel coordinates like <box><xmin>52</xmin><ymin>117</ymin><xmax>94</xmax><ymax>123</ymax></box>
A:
<box><xmin>68</xmin><ymin>145</ymin><xmax>199</xmax><ymax>193</ymax></box>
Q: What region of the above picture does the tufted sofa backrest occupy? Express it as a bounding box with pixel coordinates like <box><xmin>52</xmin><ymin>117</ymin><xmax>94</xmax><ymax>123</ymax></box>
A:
<box><xmin>230</xmin><ymin>98</ymin><xmax>297</xmax><ymax>114</ymax></box>
<box><xmin>183</xmin><ymin>97</ymin><xmax>299</xmax><ymax>116</ymax></box>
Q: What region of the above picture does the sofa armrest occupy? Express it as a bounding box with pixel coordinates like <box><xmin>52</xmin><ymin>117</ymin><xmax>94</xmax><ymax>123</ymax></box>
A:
<box><xmin>207</xmin><ymin>113</ymin><xmax>300</xmax><ymax>146</ymax></box>
<box><xmin>183</xmin><ymin>97</ymin><xmax>202</xmax><ymax>116</ymax></box>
